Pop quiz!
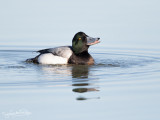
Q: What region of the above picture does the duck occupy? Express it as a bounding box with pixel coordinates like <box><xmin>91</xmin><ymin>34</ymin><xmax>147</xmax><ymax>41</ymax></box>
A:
<box><xmin>26</xmin><ymin>32</ymin><xmax>100</xmax><ymax>65</ymax></box>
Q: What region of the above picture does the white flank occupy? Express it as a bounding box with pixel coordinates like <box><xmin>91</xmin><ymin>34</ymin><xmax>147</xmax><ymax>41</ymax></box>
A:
<box><xmin>38</xmin><ymin>53</ymin><xmax>68</xmax><ymax>64</ymax></box>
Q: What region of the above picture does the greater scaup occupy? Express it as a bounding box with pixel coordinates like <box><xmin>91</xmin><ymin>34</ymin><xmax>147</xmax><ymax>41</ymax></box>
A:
<box><xmin>26</xmin><ymin>32</ymin><xmax>100</xmax><ymax>65</ymax></box>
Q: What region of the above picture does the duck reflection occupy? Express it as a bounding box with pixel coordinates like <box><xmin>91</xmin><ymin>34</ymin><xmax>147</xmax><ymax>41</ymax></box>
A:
<box><xmin>71</xmin><ymin>65</ymin><xmax>100</xmax><ymax>101</ymax></box>
<box><xmin>72</xmin><ymin>88</ymin><xmax>99</xmax><ymax>93</ymax></box>
<box><xmin>39</xmin><ymin>64</ymin><xmax>100</xmax><ymax>100</ymax></box>
<box><xmin>71</xmin><ymin>65</ymin><xmax>89</xmax><ymax>79</ymax></box>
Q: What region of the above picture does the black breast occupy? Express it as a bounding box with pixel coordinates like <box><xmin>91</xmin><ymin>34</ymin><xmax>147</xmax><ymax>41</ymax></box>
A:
<box><xmin>68</xmin><ymin>51</ymin><xmax>94</xmax><ymax>65</ymax></box>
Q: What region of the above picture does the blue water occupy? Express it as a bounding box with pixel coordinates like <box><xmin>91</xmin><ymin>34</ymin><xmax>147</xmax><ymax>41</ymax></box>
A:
<box><xmin>1</xmin><ymin>0</ymin><xmax>160</xmax><ymax>120</ymax></box>
<box><xmin>0</xmin><ymin>45</ymin><xmax>160</xmax><ymax>120</ymax></box>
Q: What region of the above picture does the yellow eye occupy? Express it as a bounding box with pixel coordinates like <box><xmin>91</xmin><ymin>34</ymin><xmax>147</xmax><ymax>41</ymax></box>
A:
<box><xmin>78</xmin><ymin>38</ymin><xmax>81</xmax><ymax>40</ymax></box>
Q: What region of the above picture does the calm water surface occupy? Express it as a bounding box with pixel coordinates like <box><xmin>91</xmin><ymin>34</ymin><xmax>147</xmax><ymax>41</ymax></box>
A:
<box><xmin>1</xmin><ymin>0</ymin><xmax>160</xmax><ymax>119</ymax></box>
<box><xmin>0</xmin><ymin>45</ymin><xmax>160</xmax><ymax>120</ymax></box>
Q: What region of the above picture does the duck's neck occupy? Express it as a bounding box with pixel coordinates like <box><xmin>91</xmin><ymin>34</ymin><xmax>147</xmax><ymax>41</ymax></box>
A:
<box><xmin>68</xmin><ymin>51</ymin><xmax>94</xmax><ymax>65</ymax></box>
<box><xmin>76</xmin><ymin>51</ymin><xmax>89</xmax><ymax>56</ymax></box>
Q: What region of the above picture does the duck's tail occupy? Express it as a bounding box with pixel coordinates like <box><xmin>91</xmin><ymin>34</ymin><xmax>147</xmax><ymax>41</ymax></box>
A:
<box><xmin>26</xmin><ymin>55</ymin><xmax>39</xmax><ymax>64</ymax></box>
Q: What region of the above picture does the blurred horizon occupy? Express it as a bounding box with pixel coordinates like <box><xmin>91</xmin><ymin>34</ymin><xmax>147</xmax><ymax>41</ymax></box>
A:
<box><xmin>0</xmin><ymin>0</ymin><xmax>160</xmax><ymax>49</ymax></box>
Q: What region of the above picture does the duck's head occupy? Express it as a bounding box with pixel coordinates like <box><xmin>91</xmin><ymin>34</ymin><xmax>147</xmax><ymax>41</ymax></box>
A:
<box><xmin>72</xmin><ymin>32</ymin><xmax>100</xmax><ymax>54</ymax></box>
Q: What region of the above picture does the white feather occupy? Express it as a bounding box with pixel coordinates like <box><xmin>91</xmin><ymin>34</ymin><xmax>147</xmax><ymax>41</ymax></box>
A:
<box><xmin>38</xmin><ymin>53</ymin><xmax>68</xmax><ymax>64</ymax></box>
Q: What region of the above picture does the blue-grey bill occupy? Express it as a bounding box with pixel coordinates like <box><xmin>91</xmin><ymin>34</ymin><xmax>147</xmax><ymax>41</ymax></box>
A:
<box><xmin>86</xmin><ymin>37</ymin><xmax>100</xmax><ymax>45</ymax></box>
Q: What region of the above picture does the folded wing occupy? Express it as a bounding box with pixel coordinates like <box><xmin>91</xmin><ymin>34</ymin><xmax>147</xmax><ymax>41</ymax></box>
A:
<box><xmin>37</xmin><ymin>46</ymin><xmax>73</xmax><ymax>59</ymax></box>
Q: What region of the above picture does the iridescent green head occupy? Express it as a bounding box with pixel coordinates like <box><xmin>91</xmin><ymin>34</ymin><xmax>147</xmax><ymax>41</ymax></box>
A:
<box><xmin>72</xmin><ymin>32</ymin><xmax>100</xmax><ymax>54</ymax></box>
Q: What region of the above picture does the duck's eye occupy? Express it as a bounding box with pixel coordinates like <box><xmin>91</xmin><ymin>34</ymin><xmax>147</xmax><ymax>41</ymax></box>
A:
<box><xmin>78</xmin><ymin>38</ymin><xmax>81</xmax><ymax>40</ymax></box>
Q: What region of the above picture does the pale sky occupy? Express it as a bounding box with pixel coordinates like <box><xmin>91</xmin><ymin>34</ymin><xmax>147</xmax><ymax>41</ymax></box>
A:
<box><xmin>0</xmin><ymin>0</ymin><xmax>160</xmax><ymax>48</ymax></box>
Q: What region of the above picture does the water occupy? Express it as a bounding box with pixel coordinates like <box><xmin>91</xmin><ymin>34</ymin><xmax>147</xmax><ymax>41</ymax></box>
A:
<box><xmin>1</xmin><ymin>0</ymin><xmax>160</xmax><ymax>119</ymax></box>
<box><xmin>0</xmin><ymin>45</ymin><xmax>160</xmax><ymax>120</ymax></box>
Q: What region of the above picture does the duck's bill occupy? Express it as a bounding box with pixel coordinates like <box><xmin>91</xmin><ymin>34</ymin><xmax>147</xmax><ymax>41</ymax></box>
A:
<box><xmin>86</xmin><ymin>37</ymin><xmax>100</xmax><ymax>45</ymax></box>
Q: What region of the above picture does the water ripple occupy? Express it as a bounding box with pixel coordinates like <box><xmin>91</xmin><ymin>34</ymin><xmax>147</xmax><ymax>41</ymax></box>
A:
<box><xmin>0</xmin><ymin>49</ymin><xmax>160</xmax><ymax>89</ymax></box>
